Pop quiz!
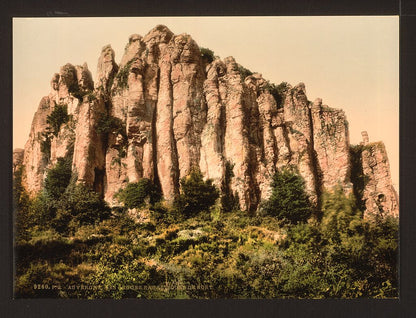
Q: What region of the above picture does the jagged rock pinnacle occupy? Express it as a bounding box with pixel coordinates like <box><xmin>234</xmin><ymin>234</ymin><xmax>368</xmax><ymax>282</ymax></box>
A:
<box><xmin>17</xmin><ymin>25</ymin><xmax>399</xmax><ymax>217</ymax></box>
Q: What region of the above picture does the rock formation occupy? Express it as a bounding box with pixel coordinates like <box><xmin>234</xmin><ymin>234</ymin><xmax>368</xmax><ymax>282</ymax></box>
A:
<box><xmin>15</xmin><ymin>25</ymin><xmax>399</xmax><ymax>218</ymax></box>
<box><xmin>13</xmin><ymin>149</ymin><xmax>24</xmax><ymax>174</ymax></box>
<box><xmin>359</xmin><ymin>132</ymin><xmax>399</xmax><ymax>218</ymax></box>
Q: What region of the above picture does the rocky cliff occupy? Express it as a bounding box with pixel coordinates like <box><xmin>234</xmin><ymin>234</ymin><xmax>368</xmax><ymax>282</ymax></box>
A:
<box><xmin>14</xmin><ymin>25</ymin><xmax>399</xmax><ymax>218</ymax></box>
<box><xmin>355</xmin><ymin>132</ymin><xmax>399</xmax><ymax>218</ymax></box>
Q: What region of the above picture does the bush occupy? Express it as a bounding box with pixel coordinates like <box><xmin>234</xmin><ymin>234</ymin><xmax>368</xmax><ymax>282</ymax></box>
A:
<box><xmin>200</xmin><ymin>47</ymin><xmax>215</xmax><ymax>64</ymax></box>
<box><xmin>46</xmin><ymin>183</ymin><xmax>111</xmax><ymax>234</ymax></box>
<box><xmin>40</xmin><ymin>131</ymin><xmax>52</xmax><ymax>159</ymax></box>
<box><xmin>237</xmin><ymin>65</ymin><xmax>253</xmax><ymax>81</ymax></box>
<box><xmin>150</xmin><ymin>202</ymin><xmax>183</xmax><ymax>224</ymax></box>
<box><xmin>315</xmin><ymin>188</ymin><xmax>398</xmax><ymax>297</ymax></box>
<box><xmin>115</xmin><ymin>179</ymin><xmax>161</xmax><ymax>209</ymax></box>
<box><xmin>86</xmin><ymin>91</ymin><xmax>97</xmax><ymax>102</ymax></box>
<box><xmin>62</xmin><ymin>184</ymin><xmax>111</xmax><ymax>225</ymax></box>
<box><xmin>221</xmin><ymin>161</ymin><xmax>240</xmax><ymax>212</ymax></box>
<box><xmin>96</xmin><ymin>113</ymin><xmax>125</xmax><ymax>136</ymax></box>
<box><xmin>44</xmin><ymin>157</ymin><xmax>72</xmax><ymax>200</ymax></box>
<box><xmin>177</xmin><ymin>168</ymin><xmax>219</xmax><ymax>218</ymax></box>
<box><xmin>14</xmin><ymin>166</ymin><xmax>32</xmax><ymax>242</ymax></box>
<box><xmin>29</xmin><ymin>192</ymin><xmax>58</xmax><ymax>230</ymax></box>
<box><xmin>47</xmin><ymin>104</ymin><xmax>69</xmax><ymax>136</ymax></box>
<box><xmin>113</xmin><ymin>60</ymin><xmax>133</xmax><ymax>93</ymax></box>
<box><xmin>267</xmin><ymin>81</ymin><xmax>289</xmax><ymax>108</ymax></box>
<box><xmin>320</xmin><ymin>186</ymin><xmax>362</xmax><ymax>243</ymax></box>
<box><xmin>260</xmin><ymin>168</ymin><xmax>312</xmax><ymax>224</ymax></box>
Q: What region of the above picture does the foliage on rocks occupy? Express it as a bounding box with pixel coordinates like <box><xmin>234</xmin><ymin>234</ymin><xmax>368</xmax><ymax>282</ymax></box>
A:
<box><xmin>237</xmin><ymin>64</ymin><xmax>253</xmax><ymax>80</ymax></box>
<box><xmin>113</xmin><ymin>59</ymin><xmax>134</xmax><ymax>94</ymax></box>
<box><xmin>267</xmin><ymin>81</ymin><xmax>289</xmax><ymax>108</ymax></box>
<box><xmin>47</xmin><ymin>104</ymin><xmax>69</xmax><ymax>137</ymax></box>
<box><xmin>260</xmin><ymin>168</ymin><xmax>312</xmax><ymax>224</ymax></box>
<box><xmin>200</xmin><ymin>47</ymin><xmax>215</xmax><ymax>64</ymax></box>
<box><xmin>176</xmin><ymin>168</ymin><xmax>220</xmax><ymax>218</ymax></box>
<box><xmin>115</xmin><ymin>179</ymin><xmax>162</xmax><ymax>209</ymax></box>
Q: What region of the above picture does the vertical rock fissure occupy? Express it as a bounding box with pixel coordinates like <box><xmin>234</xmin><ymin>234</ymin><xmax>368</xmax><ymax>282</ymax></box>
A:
<box><xmin>350</xmin><ymin>145</ymin><xmax>366</xmax><ymax>212</ymax></box>
<box><xmin>281</xmin><ymin>124</ymin><xmax>292</xmax><ymax>162</ymax></box>
<box><xmin>151</xmin><ymin>68</ymin><xmax>162</xmax><ymax>191</ymax></box>
<box><xmin>242</xmin><ymin>95</ymin><xmax>261</xmax><ymax>213</ymax></box>
<box><xmin>168</xmin><ymin>67</ymin><xmax>180</xmax><ymax>198</ymax></box>
<box><xmin>307</xmin><ymin>105</ymin><xmax>323</xmax><ymax>211</ymax></box>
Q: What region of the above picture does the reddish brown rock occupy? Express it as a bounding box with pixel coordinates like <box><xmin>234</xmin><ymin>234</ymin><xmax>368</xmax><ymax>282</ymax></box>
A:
<box><xmin>256</xmin><ymin>88</ymin><xmax>279</xmax><ymax>200</ymax></box>
<box><xmin>170</xmin><ymin>34</ymin><xmax>206</xmax><ymax>180</ymax></box>
<box><xmin>22</xmin><ymin>78</ymin><xmax>57</xmax><ymax>195</ymax></box>
<box><xmin>283</xmin><ymin>83</ymin><xmax>317</xmax><ymax>203</ymax></box>
<box><xmin>95</xmin><ymin>45</ymin><xmax>119</xmax><ymax>94</ymax></box>
<box><xmin>13</xmin><ymin>148</ymin><xmax>24</xmax><ymax>174</ymax></box>
<box><xmin>72</xmin><ymin>97</ymin><xmax>106</xmax><ymax>194</ymax></box>
<box><xmin>155</xmin><ymin>43</ymin><xmax>178</xmax><ymax>202</ymax></box>
<box><xmin>120</xmin><ymin>34</ymin><xmax>145</xmax><ymax>68</ymax></box>
<box><xmin>18</xmin><ymin>25</ymin><xmax>398</xmax><ymax>219</ymax></box>
<box><xmin>49</xmin><ymin>120</ymin><xmax>75</xmax><ymax>165</ymax></box>
<box><xmin>221</xmin><ymin>57</ymin><xmax>258</xmax><ymax>211</ymax></box>
<box><xmin>199</xmin><ymin>59</ymin><xmax>226</xmax><ymax>186</ymax></box>
<box><xmin>360</xmin><ymin>138</ymin><xmax>399</xmax><ymax>218</ymax></box>
<box><xmin>311</xmin><ymin>98</ymin><xmax>352</xmax><ymax>193</ymax></box>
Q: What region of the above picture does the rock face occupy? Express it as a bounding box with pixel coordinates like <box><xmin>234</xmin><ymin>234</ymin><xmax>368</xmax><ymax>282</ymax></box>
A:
<box><xmin>311</xmin><ymin>98</ymin><xmax>352</xmax><ymax>193</ymax></box>
<box><xmin>16</xmin><ymin>25</ymin><xmax>399</xmax><ymax>218</ymax></box>
<box><xmin>13</xmin><ymin>149</ymin><xmax>24</xmax><ymax>174</ymax></box>
<box><xmin>359</xmin><ymin>133</ymin><xmax>399</xmax><ymax>218</ymax></box>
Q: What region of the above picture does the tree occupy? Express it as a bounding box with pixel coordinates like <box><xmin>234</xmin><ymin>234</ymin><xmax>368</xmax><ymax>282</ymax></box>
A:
<box><xmin>200</xmin><ymin>47</ymin><xmax>215</xmax><ymax>64</ymax></box>
<box><xmin>260</xmin><ymin>168</ymin><xmax>312</xmax><ymax>223</ymax></box>
<box><xmin>267</xmin><ymin>81</ymin><xmax>289</xmax><ymax>108</ymax></box>
<box><xmin>46</xmin><ymin>104</ymin><xmax>69</xmax><ymax>136</ymax></box>
<box><xmin>220</xmin><ymin>161</ymin><xmax>240</xmax><ymax>212</ymax></box>
<box><xmin>14</xmin><ymin>166</ymin><xmax>32</xmax><ymax>242</ymax></box>
<box><xmin>56</xmin><ymin>183</ymin><xmax>111</xmax><ymax>232</ymax></box>
<box><xmin>320</xmin><ymin>186</ymin><xmax>362</xmax><ymax>242</ymax></box>
<box><xmin>115</xmin><ymin>179</ymin><xmax>161</xmax><ymax>209</ymax></box>
<box><xmin>178</xmin><ymin>168</ymin><xmax>219</xmax><ymax>217</ymax></box>
<box><xmin>44</xmin><ymin>157</ymin><xmax>72</xmax><ymax>200</ymax></box>
<box><xmin>318</xmin><ymin>187</ymin><xmax>398</xmax><ymax>297</ymax></box>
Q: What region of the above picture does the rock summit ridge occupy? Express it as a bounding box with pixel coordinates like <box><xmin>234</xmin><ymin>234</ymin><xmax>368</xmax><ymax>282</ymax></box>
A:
<box><xmin>15</xmin><ymin>25</ymin><xmax>398</xmax><ymax>218</ymax></box>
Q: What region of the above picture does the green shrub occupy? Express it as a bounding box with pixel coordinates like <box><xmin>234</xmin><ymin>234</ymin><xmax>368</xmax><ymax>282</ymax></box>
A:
<box><xmin>177</xmin><ymin>168</ymin><xmax>219</xmax><ymax>218</ymax></box>
<box><xmin>267</xmin><ymin>81</ymin><xmax>289</xmax><ymax>108</ymax></box>
<box><xmin>47</xmin><ymin>104</ymin><xmax>69</xmax><ymax>136</ymax></box>
<box><xmin>113</xmin><ymin>60</ymin><xmax>133</xmax><ymax>93</ymax></box>
<box><xmin>14</xmin><ymin>166</ymin><xmax>32</xmax><ymax>242</ymax></box>
<box><xmin>237</xmin><ymin>65</ymin><xmax>253</xmax><ymax>80</ymax></box>
<box><xmin>320</xmin><ymin>186</ymin><xmax>361</xmax><ymax>243</ymax></box>
<box><xmin>260</xmin><ymin>168</ymin><xmax>312</xmax><ymax>224</ymax></box>
<box><xmin>200</xmin><ymin>47</ymin><xmax>215</xmax><ymax>64</ymax></box>
<box><xmin>61</xmin><ymin>184</ymin><xmax>110</xmax><ymax>227</ymax></box>
<box><xmin>38</xmin><ymin>183</ymin><xmax>111</xmax><ymax>234</ymax></box>
<box><xmin>150</xmin><ymin>202</ymin><xmax>183</xmax><ymax>224</ymax></box>
<box><xmin>44</xmin><ymin>157</ymin><xmax>72</xmax><ymax>200</ymax></box>
<box><xmin>86</xmin><ymin>91</ymin><xmax>97</xmax><ymax>102</ymax></box>
<box><xmin>115</xmin><ymin>179</ymin><xmax>161</xmax><ymax>209</ymax></box>
<box><xmin>31</xmin><ymin>192</ymin><xmax>60</xmax><ymax>228</ymax></box>
<box><xmin>221</xmin><ymin>161</ymin><xmax>240</xmax><ymax>212</ymax></box>
<box><xmin>40</xmin><ymin>131</ymin><xmax>52</xmax><ymax>159</ymax></box>
<box><xmin>71</xmin><ymin>89</ymin><xmax>87</xmax><ymax>102</ymax></box>
<box><xmin>96</xmin><ymin>113</ymin><xmax>125</xmax><ymax>136</ymax></box>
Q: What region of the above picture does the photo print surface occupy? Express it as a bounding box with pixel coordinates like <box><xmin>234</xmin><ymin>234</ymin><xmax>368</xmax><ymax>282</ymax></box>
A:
<box><xmin>13</xmin><ymin>16</ymin><xmax>399</xmax><ymax>299</ymax></box>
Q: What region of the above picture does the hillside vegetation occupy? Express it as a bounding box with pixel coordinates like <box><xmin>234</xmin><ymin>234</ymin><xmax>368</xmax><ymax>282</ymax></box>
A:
<box><xmin>14</xmin><ymin>165</ymin><xmax>398</xmax><ymax>299</ymax></box>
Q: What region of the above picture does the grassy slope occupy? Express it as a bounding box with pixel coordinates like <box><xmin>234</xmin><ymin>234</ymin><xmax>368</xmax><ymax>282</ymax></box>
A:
<box><xmin>14</xmin><ymin>206</ymin><xmax>398</xmax><ymax>299</ymax></box>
